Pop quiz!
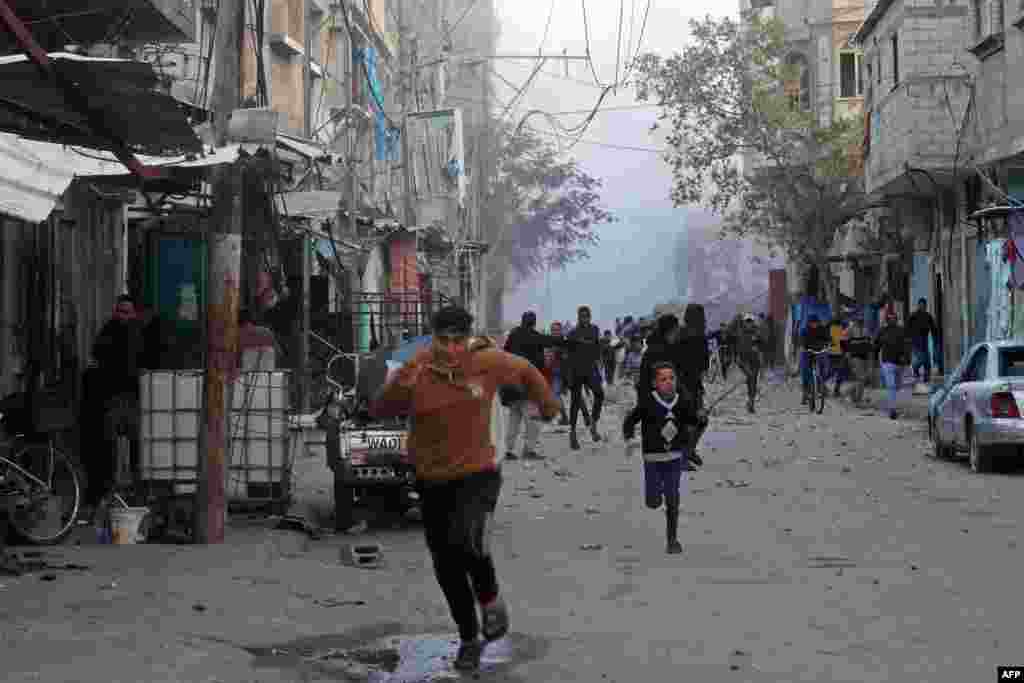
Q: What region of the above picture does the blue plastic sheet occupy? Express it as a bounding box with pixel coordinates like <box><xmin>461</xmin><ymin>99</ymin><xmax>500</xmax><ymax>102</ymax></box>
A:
<box><xmin>792</xmin><ymin>297</ymin><xmax>832</xmax><ymax>335</ymax></box>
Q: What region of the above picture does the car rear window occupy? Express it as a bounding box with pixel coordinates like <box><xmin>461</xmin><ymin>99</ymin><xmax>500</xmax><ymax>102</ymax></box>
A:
<box><xmin>998</xmin><ymin>348</ymin><xmax>1024</xmax><ymax>377</ymax></box>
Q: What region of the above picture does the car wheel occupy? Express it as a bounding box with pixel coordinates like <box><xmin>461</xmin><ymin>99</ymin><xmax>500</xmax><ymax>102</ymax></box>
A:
<box><xmin>968</xmin><ymin>428</ymin><xmax>991</xmax><ymax>474</ymax></box>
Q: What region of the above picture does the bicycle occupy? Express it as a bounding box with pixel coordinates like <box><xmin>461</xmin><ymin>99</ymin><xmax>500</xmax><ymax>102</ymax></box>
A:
<box><xmin>0</xmin><ymin>395</ymin><xmax>82</xmax><ymax>544</ymax></box>
<box><xmin>804</xmin><ymin>349</ymin><xmax>834</xmax><ymax>415</ymax></box>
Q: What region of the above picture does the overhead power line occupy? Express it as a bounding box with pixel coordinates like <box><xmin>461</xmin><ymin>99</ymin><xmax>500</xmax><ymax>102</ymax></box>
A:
<box><xmin>527</xmin><ymin>126</ymin><xmax>666</xmax><ymax>153</ymax></box>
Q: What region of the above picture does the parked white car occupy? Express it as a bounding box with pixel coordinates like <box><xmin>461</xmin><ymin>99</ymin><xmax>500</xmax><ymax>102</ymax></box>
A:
<box><xmin>928</xmin><ymin>340</ymin><xmax>1024</xmax><ymax>473</ymax></box>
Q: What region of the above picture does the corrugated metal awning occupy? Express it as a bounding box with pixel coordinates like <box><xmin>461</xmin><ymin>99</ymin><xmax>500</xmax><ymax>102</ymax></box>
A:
<box><xmin>0</xmin><ymin>133</ymin><xmax>241</xmax><ymax>222</ymax></box>
<box><xmin>276</xmin><ymin>134</ymin><xmax>332</xmax><ymax>161</ymax></box>
<box><xmin>0</xmin><ymin>52</ymin><xmax>200</xmax><ymax>156</ymax></box>
<box><xmin>275</xmin><ymin>190</ymin><xmax>340</xmax><ymax>219</ymax></box>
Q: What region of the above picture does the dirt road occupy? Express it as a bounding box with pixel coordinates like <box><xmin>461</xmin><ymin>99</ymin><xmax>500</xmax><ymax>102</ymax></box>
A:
<box><xmin>1</xmin><ymin>374</ymin><xmax>1021</xmax><ymax>682</ymax></box>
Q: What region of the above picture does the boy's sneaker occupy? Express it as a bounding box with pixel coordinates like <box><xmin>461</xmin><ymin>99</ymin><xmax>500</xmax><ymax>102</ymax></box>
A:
<box><xmin>453</xmin><ymin>639</ymin><xmax>484</xmax><ymax>671</ymax></box>
<box><xmin>569</xmin><ymin>432</ymin><xmax>581</xmax><ymax>450</ymax></box>
<box><xmin>504</xmin><ymin>451</ymin><xmax>519</xmax><ymax>461</ymax></box>
<box><xmin>522</xmin><ymin>450</ymin><xmax>544</xmax><ymax>461</ymax></box>
<box><xmin>590</xmin><ymin>425</ymin><xmax>602</xmax><ymax>442</ymax></box>
<box><xmin>481</xmin><ymin>596</ymin><xmax>509</xmax><ymax>641</ymax></box>
<box><xmin>666</xmin><ymin>540</ymin><xmax>683</xmax><ymax>554</ymax></box>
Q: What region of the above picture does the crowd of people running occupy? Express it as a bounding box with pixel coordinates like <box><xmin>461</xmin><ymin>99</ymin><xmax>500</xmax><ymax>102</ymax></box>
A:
<box><xmin>368</xmin><ymin>299</ymin><xmax>933</xmax><ymax>671</ymax></box>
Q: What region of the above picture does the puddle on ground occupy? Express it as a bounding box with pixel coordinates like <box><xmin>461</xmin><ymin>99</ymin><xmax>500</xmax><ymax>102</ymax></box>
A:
<box><xmin>238</xmin><ymin>623</ymin><xmax>548</xmax><ymax>682</ymax></box>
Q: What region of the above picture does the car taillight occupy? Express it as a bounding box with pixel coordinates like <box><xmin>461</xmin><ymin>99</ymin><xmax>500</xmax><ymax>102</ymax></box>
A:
<box><xmin>990</xmin><ymin>392</ymin><xmax>1021</xmax><ymax>418</ymax></box>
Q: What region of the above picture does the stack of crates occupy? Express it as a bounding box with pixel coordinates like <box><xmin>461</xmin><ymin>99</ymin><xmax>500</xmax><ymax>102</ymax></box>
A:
<box><xmin>139</xmin><ymin>370</ymin><xmax>203</xmax><ymax>495</ymax></box>
<box><xmin>138</xmin><ymin>370</ymin><xmax>294</xmax><ymax>510</ymax></box>
<box><xmin>227</xmin><ymin>371</ymin><xmax>293</xmax><ymax>505</ymax></box>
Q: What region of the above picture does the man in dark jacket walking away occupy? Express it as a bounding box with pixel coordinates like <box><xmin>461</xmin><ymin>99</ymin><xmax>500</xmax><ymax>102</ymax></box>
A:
<box><xmin>502</xmin><ymin>312</ymin><xmax>564</xmax><ymax>460</ymax></box>
<box><xmin>875</xmin><ymin>310</ymin><xmax>909</xmax><ymax>419</ymax></box>
<box><xmin>735</xmin><ymin>314</ymin><xmax>764</xmax><ymax>414</ymax></box>
<box><xmin>906</xmin><ymin>298</ymin><xmax>938</xmax><ymax>383</ymax></box>
<box><xmin>566</xmin><ymin>306</ymin><xmax>604</xmax><ymax>450</ymax></box>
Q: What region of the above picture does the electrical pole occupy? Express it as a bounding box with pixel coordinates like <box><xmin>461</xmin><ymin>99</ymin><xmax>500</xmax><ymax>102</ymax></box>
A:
<box><xmin>401</xmin><ymin>10</ymin><xmax>416</xmax><ymax>231</ymax></box>
<box><xmin>198</xmin><ymin>0</ymin><xmax>244</xmax><ymax>544</ymax></box>
<box><xmin>345</xmin><ymin>0</ymin><xmax>357</xmax><ymax>242</ymax></box>
<box><xmin>477</xmin><ymin>57</ymin><xmax>493</xmax><ymax>331</ymax></box>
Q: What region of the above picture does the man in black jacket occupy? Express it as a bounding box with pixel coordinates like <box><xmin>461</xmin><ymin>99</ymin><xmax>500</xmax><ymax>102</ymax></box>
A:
<box><xmin>906</xmin><ymin>298</ymin><xmax>938</xmax><ymax>383</ymax></box>
<box><xmin>635</xmin><ymin>315</ymin><xmax>681</xmax><ymax>401</ymax></box>
<box><xmin>875</xmin><ymin>310</ymin><xmax>909</xmax><ymax>419</ymax></box>
<box><xmin>566</xmin><ymin>306</ymin><xmax>604</xmax><ymax>450</ymax></box>
<box><xmin>502</xmin><ymin>311</ymin><xmax>564</xmax><ymax>460</ymax></box>
<box><xmin>800</xmin><ymin>315</ymin><xmax>831</xmax><ymax>405</ymax></box>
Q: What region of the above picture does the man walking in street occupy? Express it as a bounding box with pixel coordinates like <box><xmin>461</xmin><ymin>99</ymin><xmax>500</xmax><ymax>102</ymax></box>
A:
<box><xmin>735</xmin><ymin>314</ymin><xmax>764</xmax><ymax>414</ymax></box>
<box><xmin>566</xmin><ymin>306</ymin><xmax>604</xmax><ymax>450</ymax></box>
<box><xmin>502</xmin><ymin>311</ymin><xmax>564</xmax><ymax>460</ymax></box>
<box><xmin>875</xmin><ymin>310</ymin><xmax>909</xmax><ymax>419</ymax></box>
<box><xmin>371</xmin><ymin>305</ymin><xmax>561</xmax><ymax>671</ymax></box>
<box><xmin>907</xmin><ymin>298</ymin><xmax>939</xmax><ymax>384</ymax></box>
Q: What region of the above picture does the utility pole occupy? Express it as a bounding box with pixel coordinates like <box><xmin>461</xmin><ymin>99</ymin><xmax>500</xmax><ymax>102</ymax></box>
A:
<box><xmin>477</xmin><ymin>58</ymin><xmax>490</xmax><ymax>329</ymax></box>
<box><xmin>400</xmin><ymin>7</ymin><xmax>416</xmax><ymax>231</ymax></box>
<box><xmin>345</xmin><ymin>0</ymin><xmax>357</xmax><ymax>242</ymax></box>
<box><xmin>198</xmin><ymin>0</ymin><xmax>244</xmax><ymax>544</ymax></box>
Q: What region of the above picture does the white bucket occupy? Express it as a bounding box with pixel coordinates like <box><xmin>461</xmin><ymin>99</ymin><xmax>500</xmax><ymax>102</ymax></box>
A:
<box><xmin>109</xmin><ymin>507</ymin><xmax>149</xmax><ymax>545</ymax></box>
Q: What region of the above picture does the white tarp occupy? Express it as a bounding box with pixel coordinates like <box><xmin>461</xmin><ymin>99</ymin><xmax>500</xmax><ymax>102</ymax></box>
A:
<box><xmin>0</xmin><ymin>133</ymin><xmax>241</xmax><ymax>223</ymax></box>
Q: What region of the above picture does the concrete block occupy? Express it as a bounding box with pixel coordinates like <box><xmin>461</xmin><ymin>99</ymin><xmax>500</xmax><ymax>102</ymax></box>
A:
<box><xmin>340</xmin><ymin>542</ymin><xmax>384</xmax><ymax>568</ymax></box>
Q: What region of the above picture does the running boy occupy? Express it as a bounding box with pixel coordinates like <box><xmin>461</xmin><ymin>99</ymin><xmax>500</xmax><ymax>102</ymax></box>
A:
<box><xmin>622</xmin><ymin>362</ymin><xmax>707</xmax><ymax>554</ymax></box>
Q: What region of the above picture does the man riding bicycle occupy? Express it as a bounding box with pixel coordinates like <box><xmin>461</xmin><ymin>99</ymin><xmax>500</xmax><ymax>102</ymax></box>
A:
<box><xmin>800</xmin><ymin>315</ymin><xmax>831</xmax><ymax>406</ymax></box>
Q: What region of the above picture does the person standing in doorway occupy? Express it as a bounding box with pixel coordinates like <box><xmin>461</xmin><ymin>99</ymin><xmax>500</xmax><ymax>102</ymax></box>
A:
<box><xmin>83</xmin><ymin>295</ymin><xmax>145</xmax><ymax>521</ymax></box>
<box><xmin>371</xmin><ymin>306</ymin><xmax>560</xmax><ymax>671</ymax></box>
<box><xmin>566</xmin><ymin>306</ymin><xmax>604</xmax><ymax>450</ymax></box>
<box><xmin>875</xmin><ymin>310</ymin><xmax>909</xmax><ymax>419</ymax></box>
<box><xmin>907</xmin><ymin>298</ymin><xmax>939</xmax><ymax>384</ymax></box>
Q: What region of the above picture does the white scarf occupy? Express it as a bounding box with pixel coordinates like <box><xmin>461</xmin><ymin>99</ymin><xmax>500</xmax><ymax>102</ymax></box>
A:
<box><xmin>651</xmin><ymin>391</ymin><xmax>679</xmax><ymax>411</ymax></box>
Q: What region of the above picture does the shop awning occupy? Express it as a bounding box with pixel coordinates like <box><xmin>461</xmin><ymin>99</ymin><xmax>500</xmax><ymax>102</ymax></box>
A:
<box><xmin>0</xmin><ymin>133</ymin><xmax>241</xmax><ymax>222</ymax></box>
<box><xmin>276</xmin><ymin>134</ymin><xmax>332</xmax><ymax>162</ymax></box>
<box><xmin>0</xmin><ymin>52</ymin><xmax>201</xmax><ymax>157</ymax></box>
<box><xmin>276</xmin><ymin>191</ymin><xmax>341</xmax><ymax>219</ymax></box>
<box><xmin>0</xmin><ymin>0</ymin><xmax>194</xmax><ymax>53</ymax></box>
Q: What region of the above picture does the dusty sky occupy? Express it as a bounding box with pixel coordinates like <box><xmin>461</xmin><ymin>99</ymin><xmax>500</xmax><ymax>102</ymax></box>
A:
<box><xmin>492</xmin><ymin>0</ymin><xmax>739</xmax><ymax>329</ymax></box>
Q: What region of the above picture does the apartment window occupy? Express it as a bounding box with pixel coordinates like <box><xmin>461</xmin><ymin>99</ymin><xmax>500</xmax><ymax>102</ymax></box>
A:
<box><xmin>840</xmin><ymin>51</ymin><xmax>864</xmax><ymax>98</ymax></box>
<box><xmin>784</xmin><ymin>53</ymin><xmax>811</xmax><ymax>111</ymax></box>
<box><xmin>891</xmin><ymin>33</ymin><xmax>899</xmax><ymax>87</ymax></box>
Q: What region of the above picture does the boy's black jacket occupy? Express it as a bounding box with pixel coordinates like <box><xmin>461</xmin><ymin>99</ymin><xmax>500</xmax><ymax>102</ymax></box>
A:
<box><xmin>622</xmin><ymin>385</ymin><xmax>704</xmax><ymax>455</ymax></box>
